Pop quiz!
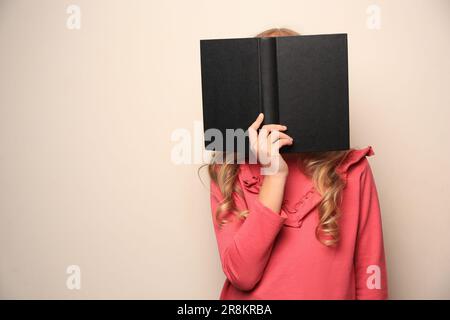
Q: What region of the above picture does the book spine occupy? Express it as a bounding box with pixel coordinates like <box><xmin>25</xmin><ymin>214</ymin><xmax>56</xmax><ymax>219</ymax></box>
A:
<box><xmin>258</xmin><ymin>37</ymin><xmax>279</xmax><ymax>125</ymax></box>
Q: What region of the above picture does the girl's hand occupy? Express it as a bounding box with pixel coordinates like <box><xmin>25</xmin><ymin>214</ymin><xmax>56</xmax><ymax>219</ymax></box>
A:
<box><xmin>248</xmin><ymin>113</ymin><xmax>294</xmax><ymax>177</ymax></box>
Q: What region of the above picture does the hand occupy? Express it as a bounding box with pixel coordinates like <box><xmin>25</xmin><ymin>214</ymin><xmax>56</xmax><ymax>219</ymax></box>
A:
<box><xmin>248</xmin><ymin>113</ymin><xmax>294</xmax><ymax>177</ymax></box>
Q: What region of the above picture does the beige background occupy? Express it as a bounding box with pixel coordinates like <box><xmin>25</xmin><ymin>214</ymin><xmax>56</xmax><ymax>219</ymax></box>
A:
<box><xmin>0</xmin><ymin>0</ymin><xmax>449</xmax><ymax>299</ymax></box>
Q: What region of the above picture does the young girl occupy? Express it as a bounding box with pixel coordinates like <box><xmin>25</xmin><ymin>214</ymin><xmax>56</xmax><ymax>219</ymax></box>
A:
<box><xmin>207</xmin><ymin>28</ymin><xmax>388</xmax><ymax>300</ymax></box>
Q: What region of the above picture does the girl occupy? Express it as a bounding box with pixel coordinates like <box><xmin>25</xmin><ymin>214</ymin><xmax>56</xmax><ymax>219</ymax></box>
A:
<box><xmin>207</xmin><ymin>28</ymin><xmax>388</xmax><ymax>300</ymax></box>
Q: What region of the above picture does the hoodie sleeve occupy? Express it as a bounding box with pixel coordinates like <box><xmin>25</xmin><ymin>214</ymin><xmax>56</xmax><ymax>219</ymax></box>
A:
<box><xmin>354</xmin><ymin>160</ymin><xmax>389</xmax><ymax>300</ymax></box>
<box><xmin>210</xmin><ymin>178</ymin><xmax>287</xmax><ymax>291</ymax></box>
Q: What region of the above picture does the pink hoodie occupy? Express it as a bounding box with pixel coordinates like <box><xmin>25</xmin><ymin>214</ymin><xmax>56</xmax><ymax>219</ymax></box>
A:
<box><xmin>209</xmin><ymin>146</ymin><xmax>388</xmax><ymax>300</ymax></box>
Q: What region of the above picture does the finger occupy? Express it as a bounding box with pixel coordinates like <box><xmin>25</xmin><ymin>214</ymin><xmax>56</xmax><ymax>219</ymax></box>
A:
<box><xmin>249</xmin><ymin>113</ymin><xmax>264</xmax><ymax>131</ymax></box>
<box><xmin>248</xmin><ymin>114</ymin><xmax>264</xmax><ymax>152</ymax></box>
<box><xmin>261</xmin><ymin>124</ymin><xmax>287</xmax><ymax>132</ymax></box>
<box><xmin>266</xmin><ymin>130</ymin><xmax>280</xmax><ymax>153</ymax></box>
<box><xmin>261</xmin><ymin>128</ymin><xmax>290</xmax><ymax>158</ymax></box>
<box><xmin>272</xmin><ymin>138</ymin><xmax>294</xmax><ymax>152</ymax></box>
<box><xmin>268</xmin><ymin>131</ymin><xmax>293</xmax><ymax>143</ymax></box>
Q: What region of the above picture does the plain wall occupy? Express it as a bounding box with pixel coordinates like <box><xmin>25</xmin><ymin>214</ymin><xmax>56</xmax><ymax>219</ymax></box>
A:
<box><xmin>0</xmin><ymin>0</ymin><xmax>449</xmax><ymax>299</ymax></box>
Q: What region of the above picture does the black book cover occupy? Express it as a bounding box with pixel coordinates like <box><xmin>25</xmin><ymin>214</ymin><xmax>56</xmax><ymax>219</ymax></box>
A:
<box><xmin>200</xmin><ymin>33</ymin><xmax>349</xmax><ymax>154</ymax></box>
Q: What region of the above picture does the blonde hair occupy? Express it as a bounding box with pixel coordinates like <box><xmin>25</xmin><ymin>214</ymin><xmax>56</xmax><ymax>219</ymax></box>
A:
<box><xmin>206</xmin><ymin>28</ymin><xmax>350</xmax><ymax>247</ymax></box>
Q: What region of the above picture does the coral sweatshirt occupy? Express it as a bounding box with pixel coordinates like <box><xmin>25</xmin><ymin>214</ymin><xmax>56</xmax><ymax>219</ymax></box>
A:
<box><xmin>209</xmin><ymin>146</ymin><xmax>388</xmax><ymax>299</ymax></box>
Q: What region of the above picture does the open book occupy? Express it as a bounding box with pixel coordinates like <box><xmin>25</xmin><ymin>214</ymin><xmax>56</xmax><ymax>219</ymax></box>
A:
<box><xmin>200</xmin><ymin>33</ymin><xmax>349</xmax><ymax>154</ymax></box>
